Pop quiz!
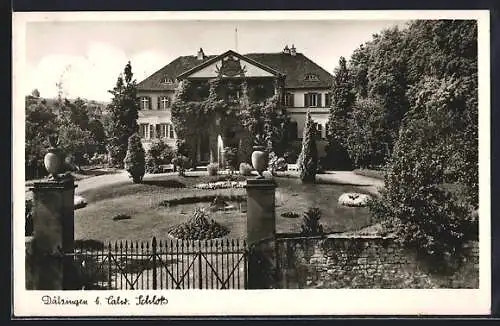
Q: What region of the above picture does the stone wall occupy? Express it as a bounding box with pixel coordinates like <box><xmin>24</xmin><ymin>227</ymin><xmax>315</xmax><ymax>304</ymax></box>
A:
<box><xmin>275</xmin><ymin>234</ymin><xmax>479</xmax><ymax>289</ymax></box>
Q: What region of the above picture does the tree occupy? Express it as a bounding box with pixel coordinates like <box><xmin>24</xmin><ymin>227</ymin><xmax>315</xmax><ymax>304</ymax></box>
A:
<box><xmin>297</xmin><ymin>111</ymin><xmax>318</xmax><ymax>183</ymax></box>
<box><xmin>345</xmin><ymin>98</ymin><xmax>391</xmax><ymax>168</ymax></box>
<box><xmin>123</xmin><ymin>133</ymin><xmax>145</xmax><ymax>183</ymax></box>
<box><xmin>325</xmin><ymin>56</ymin><xmax>355</xmax><ymax>169</ymax></box>
<box><xmin>25</xmin><ymin>96</ymin><xmax>58</xmax><ymax>179</ymax></box>
<box><xmin>369</xmin><ymin>76</ymin><xmax>478</xmax><ymax>270</ymax></box>
<box><xmin>104</xmin><ymin>61</ymin><xmax>140</xmax><ymax>168</ymax></box>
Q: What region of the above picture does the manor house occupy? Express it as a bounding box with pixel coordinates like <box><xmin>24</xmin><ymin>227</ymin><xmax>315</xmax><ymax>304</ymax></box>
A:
<box><xmin>136</xmin><ymin>45</ymin><xmax>333</xmax><ymax>164</ymax></box>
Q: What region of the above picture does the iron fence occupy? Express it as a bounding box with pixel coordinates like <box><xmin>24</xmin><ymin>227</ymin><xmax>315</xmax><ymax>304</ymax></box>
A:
<box><xmin>72</xmin><ymin>237</ymin><xmax>248</xmax><ymax>290</ymax></box>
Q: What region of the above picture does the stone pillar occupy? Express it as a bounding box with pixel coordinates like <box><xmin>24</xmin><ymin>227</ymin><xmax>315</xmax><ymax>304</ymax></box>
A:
<box><xmin>30</xmin><ymin>176</ymin><xmax>76</xmax><ymax>290</ymax></box>
<box><xmin>245</xmin><ymin>178</ymin><xmax>278</xmax><ymax>289</ymax></box>
<box><xmin>246</xmin><ymin>178</ymin><xmax>276</xmax><ymax>245</ymax></box>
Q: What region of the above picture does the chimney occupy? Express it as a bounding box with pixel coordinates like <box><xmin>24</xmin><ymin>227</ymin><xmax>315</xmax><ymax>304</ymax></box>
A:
<box><xmin>282</xmin><ymin>45</ymin><xmax>290</xmax><ymax>55</ymax></box>
<box><xmin>197</xmin><ymin>48</ymin><xmax>205</xmax><ymax>60</ymax></box>
<box><xmin>290</xmin><ymin>44</ymin><xmax>296</xmax><ymax>56</ymax></box>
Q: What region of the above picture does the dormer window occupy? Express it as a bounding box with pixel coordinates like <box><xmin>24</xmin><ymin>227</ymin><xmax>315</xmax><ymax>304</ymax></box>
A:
<box><xmin>161</xmin><ymin>76</ymin><xmax>173</xmax><ymax>84</ymax></box>
<box><xmin>304</xmin><ymin>74</ymin><xmax>320</xmax><ymax>81</ymax></box>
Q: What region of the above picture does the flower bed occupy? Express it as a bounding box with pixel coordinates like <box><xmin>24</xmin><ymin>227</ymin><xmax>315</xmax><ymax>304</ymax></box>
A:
<box><xmin>168</xmin><ymin>208</ymin><xmax>229</xmax><ymax>240</ymax></box>
<box><xmin>338</xmin><ymin>193</ymin><xmax>372</xmax><ymax>207</ymax></box>
<box><xmin>194</xmin><ymin>181</ymin><xmax>246</xmax><ymax>190</ymax></box>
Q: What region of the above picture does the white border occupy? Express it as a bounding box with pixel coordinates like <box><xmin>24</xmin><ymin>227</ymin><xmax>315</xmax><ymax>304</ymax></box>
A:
<box><xmin>12</xmin><ymin>10</ymin><xmax>491</xmax><ymax>317</ymax></box>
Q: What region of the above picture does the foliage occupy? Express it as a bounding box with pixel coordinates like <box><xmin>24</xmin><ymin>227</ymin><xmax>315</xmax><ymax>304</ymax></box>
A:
<box><xmin>104</xmin><ymin>61</ymin><xmax>140</xmax><ymax>168</ymax></box>
<box><xmin>369</xmin><ymin>75</ymin><xmax>478</xmax><ymax>268</ymax></box>
<box><xmin>168</xmin><ymin>207</ymin><xmax>229</xmax><ymax>240</ymax></box>
<box><xmin>268</xmin><ymin>152</ymin><xmax>287</xmax><ymax>174</ymax></box>
<box><xmin>224</xmin><ymin>147</ymin><xmax>238</xmax><ymax>172</ymax></box>
<box><xmin>171</xmin><ymin>77</ymin><xmax>290</xmax><ymax>166</ymax></box>
<box><xmin>145</xmin><ymin>140</ymin><xmax>175</xmax><ymax>174</ymax></box>
<box><xmin>172</xmin><ymin>155</ymin><xmax>191</xmax><ymax>177</ymax></box>
<box><xmin>239</xmin><ymin>162</ymin><xmax>253</xmax><ymax>176</ymax></box>
<box><xmin>297</xmin><ymin>111</ymin><xmax>318</xmax><ymax>183</ymax></box>
<box><xmin>207</xmin><ymin>163</ymin><xmax>219</xmax><ymax>176</ymax></box>
<box><xmin>325</xmin><ymin>56</ymin><xmax>355</xmax><ymax>169</ymax></box>
<box><xmin>25</xmin><ymin>95</ymin><xmax>58</xmax><ymax>179</ymax></box>
<box><xmin>300</xmin><ymin>207</ymin><xmax>324</xmax><ymax>236</ymax></box>
<box><xmin>345</xmin><ymin>98</ymin><xmax>391</xmax><ymax>168</ymax></box>
<box><xmin>123</xmin><ymin>133</ymin><xmax>145</xmax><ymax>183</ymax></box>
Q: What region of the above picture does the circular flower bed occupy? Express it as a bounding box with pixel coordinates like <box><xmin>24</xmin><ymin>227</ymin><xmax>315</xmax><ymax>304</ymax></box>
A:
<box><xmin>168</xmin><ymin>208</ymin><xmax>229</xmax><ymax>240</ymax></box>
<box><xmin>194</xmin><ymin>181</ymin><xmax>246</xmax><ymax>190</ymax></box>
<box><xmin>338</xmin><ymin>193</ymin><xmax>372</xmax><ymax>207</ymax></box>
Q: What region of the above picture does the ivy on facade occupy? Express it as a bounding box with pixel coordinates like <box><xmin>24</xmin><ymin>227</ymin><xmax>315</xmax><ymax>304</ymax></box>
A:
<box><xmin>171</xmin><ymin>76</ymin><xmax>290</xmax><ymax>165</ymax></box>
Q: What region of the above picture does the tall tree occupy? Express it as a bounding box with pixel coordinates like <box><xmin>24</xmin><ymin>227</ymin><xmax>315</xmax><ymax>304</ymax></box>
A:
<box><xmin>297</xmin><ymin>111</ymin><xmax>318</xmax><ymax>183</ymax></box>
<box><xmin>104</xmin><ymin>61</ymin><xmax>140</xmax><ymax>168</ymax></box>
<box><xmin>325</xmin><ymin>56</ymin><xmax>355</xmax><ymax>169</ymax></box>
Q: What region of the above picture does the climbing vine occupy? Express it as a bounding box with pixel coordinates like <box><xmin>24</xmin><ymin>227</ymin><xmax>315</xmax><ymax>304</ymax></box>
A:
<box><xmin>171</xmin><ymin>76</ymin><xmax>290</xmax><ymax>165</ymax></box>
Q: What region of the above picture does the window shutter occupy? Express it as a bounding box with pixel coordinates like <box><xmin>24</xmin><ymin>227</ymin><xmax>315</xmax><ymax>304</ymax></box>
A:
<box><xmin>147</xmin><ymin>97</ymin><xmax>151</xmax><ymax>110</ymax></box>
<box><xmin>317</xmin><ymin>93</ymin><xmax>322</xmax><ymax>107</ymax></box>
<box><xmin>304</xmin><ymin>93</ymin><xmax>309</xmax><ymax>107</ymax></box>
<box><xmin>290</xmin><ymin>94</ymin><xmax>294</xmax><ymax>107</ymax></box>
<box><xmin>157</xmin><ymin>97</ymin><xmax>161</xmax><ymax>110</ymax></box>
<box><xmin>156</xmin><ymin>124</ymin><xmax>161</xmax><ymax>138</ymax></box>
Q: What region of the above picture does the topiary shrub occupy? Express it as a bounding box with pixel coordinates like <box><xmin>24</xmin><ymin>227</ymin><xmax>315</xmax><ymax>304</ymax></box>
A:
<box><xmin>168</xmin><ymin>208</ymin><xmax>229</xmax><ymax>240</ymax></box>
<box><xmin>239</xmin><ymin>162</ymin><xmax>253</xmax><ymax>176</ymax></box>
<box><xmin>145</xmin><ymin>140</ymin><xmax>174</xmax><ymax>174</ymax></box>
<box><xmin>123</xmin><ymin>133</ymin><xmax>145</xmax><ymax>183</ymax></box>
<box><xmin>300</xmin><ymin>207</ymin><xmax>324</xmax><ymax>236</ymax></box>
<box><xmin>207</xmin><ymin>163</ymin><xmax>219</xmax><ymax>176</ymax></box>
<box><xmin>297</xmin><ymin>111</ymin><xmax>318</xmax><ymax>183</ymax></box>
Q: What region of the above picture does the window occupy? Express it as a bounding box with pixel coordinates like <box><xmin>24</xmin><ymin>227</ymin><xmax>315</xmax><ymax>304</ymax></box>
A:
<box><xmin>325</xmin><ymin>92</ymin><xmax>332</xmax><ymax>107</ymax></box>
<box><xmin>158</xmin><ymin>123</ymin><xmax>168</xmax><ymax>138</ymax></box>
<box><xmin>304</xmin><ymin>93</ymin><xmax>322</xmax><ymax>108</ymax></box>
<box><xmin>284</xmin><ymin>92</ymin><xmax>294</xmax><ymax>107</ymax></box>
<box><xmin>139</xmin><ymin>123</ymin><xmax>150</xmax><ymax>139</ymax></box>
<box><xmin>157</xmin><ymin>96</ymin><xmax>170</xmax><ymax>110</ymax></box>
<box><xmin>140</xmin><ymin>97</ymin><xmax>151</xmax><ymax>110</ymax></box>
<box><xmin>161</xmin><ymin>76</ymin><xmax>173</xmax><ymax>84</ymax></box>
<box><xmin>304</xmin><ymin>74</ymin><xmax>319</xmax><ymax>81</ymax></box>
<box><xmin>316</xmin><ymin>123</ymin><xmax>323</xmax><ymax>139</ymax></box>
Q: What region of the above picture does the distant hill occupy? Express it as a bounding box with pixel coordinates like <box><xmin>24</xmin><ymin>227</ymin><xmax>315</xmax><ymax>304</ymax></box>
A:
<box><xmin>25</xmin><ymin>96</ymin><xmax>111</xmax><ymax>119</ymax></box>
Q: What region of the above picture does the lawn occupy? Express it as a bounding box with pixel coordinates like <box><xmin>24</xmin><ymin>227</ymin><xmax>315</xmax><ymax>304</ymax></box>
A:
<box><xmin>75</xmin><ymin>174</ymin><xmax>373</xmax><ymax>243</ymax></box>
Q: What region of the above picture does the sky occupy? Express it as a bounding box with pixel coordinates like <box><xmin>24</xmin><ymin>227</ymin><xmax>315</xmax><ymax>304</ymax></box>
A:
<box><xmin>24</xmin><ymin>19</ymin><xmax>408</xmax><ymax>102</ymax></box>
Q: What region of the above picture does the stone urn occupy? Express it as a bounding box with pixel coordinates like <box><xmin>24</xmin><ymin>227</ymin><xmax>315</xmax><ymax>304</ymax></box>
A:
<box><xmin>44</xmin><ymin>135</ymin><xmax>63</xmax><ymax>179</ymax></box>
<box><xmin>251</xmin><ymin>145</ymin><xmax>268</xmax><ymax>178</ymax></box>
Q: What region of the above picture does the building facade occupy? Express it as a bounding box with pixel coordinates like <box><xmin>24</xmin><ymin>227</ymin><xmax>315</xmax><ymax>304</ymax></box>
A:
<box><xmin>136</xmin><ymin>45</ymin><xmax>333</xmax><ymax>163</ymax></box>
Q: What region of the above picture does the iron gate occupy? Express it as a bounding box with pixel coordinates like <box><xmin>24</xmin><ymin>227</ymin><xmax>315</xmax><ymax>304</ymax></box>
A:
<box><xmin>72</xmin><ymin>237</ymin><xmax>248</xmax><ymax>290</ymax></box>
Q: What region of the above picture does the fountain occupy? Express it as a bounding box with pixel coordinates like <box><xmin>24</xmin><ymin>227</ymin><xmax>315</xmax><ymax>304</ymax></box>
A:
<box><xmin>217</xmin><ymin>134</ymin><xmax>225</xmax><ymax>168</ymax></box>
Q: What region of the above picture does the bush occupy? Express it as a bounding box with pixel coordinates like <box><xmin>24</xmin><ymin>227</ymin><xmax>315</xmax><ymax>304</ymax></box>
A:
<box><xmin>224</xmin><ymin>147</ymin><xmax>238</xmax><ymax>172</ymax></box>
<box><xmin>123</xmin><ymin>133</ymin><xmax>145</xmax><ymax>183</ymax></box>
<box><xmin>239</xmin><ymin>162</ymin><xmax>253</xmax><ymax>176</ymax></box>
<box><xmin>172</xmin><ymin>155</ymin><xmax>190</xmax><ymax>176</ymax></box>
<box><xmin>300</xmin><ymin>207</ymin><xmax>324</xmax><ymax>236</ymax></box>
<box><xmin>145</xmin><ymin>140</ymin><xmax>174</xmax><ymax>174</ymax></box>
<box><xmin>207</xmin><ymin>163</ymin><xmax>219</xmax><ymax>176</ymax></box>
<box><xmin>297</xmin><ymin>112</ymin><xmax>318</xmax><ymax>183</ymax></box>
<box><xmin>268</xmin><ymin>152</ymin><xmax>287</xmax><ymax>174</ymax></box>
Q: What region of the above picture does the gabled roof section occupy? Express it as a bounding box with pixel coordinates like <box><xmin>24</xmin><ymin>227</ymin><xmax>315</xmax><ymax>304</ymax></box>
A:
<box><xmin>137</xmin><ymin>50</ymin><xmax>333</xmax><ymax>91</ymax></box>
<box><xmin>245</xmin><ymin>52</ymin><xmax>332</xmax><ymax>89</ymax></box>
<box><xmin>137</xmin><ymin>55</ymin><xmax>216</xmax><ymax>91</ymax></box>
<box><xmin>176</xmin><ymin>50</ymin><xmax>284</xmax><ymax>79</ymax></box>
